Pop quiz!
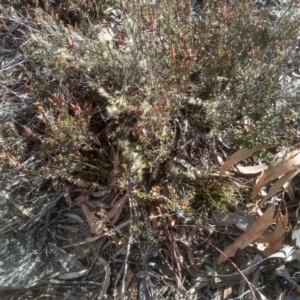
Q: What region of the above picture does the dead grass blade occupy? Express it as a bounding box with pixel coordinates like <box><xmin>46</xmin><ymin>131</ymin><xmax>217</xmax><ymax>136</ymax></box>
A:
<box><xmin>105</xmin><ymin>193</ymin><xmax>128</xmax><ymax>225</ymax></box>
<box><xmin>220</xmin><ymin>144</ymin><xmax>271</xmax><ymax>175</ymax></box>
<box><xmin>252</xmin><ymin>151</ymin><xmax>300</xmax><ymax>200</ymax></box>
<box><xmin>217</xmin><ymin>204</ymin><xmax>275</xmax><ymax>264</ymax></box>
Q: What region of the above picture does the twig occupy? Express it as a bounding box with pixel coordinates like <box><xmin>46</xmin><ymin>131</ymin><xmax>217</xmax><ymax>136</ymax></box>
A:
<box><xmin>0</xmin><ymin>279</ymin><xmax>103</xmax><ymax>292</ymax></box>
<box><xmin>120</xmin><ymin>167</ymin><xmax>135</xmax><ymax>300</ymax></box>
<box><xmin>0</xmin><ymin>60</ymin><xmax>27</xmax><ymax>73</ymax></box>
<box><xmin>38</xmin><ymin>279</ymin><xmax>102</xmax><ymax>287</ymax></box>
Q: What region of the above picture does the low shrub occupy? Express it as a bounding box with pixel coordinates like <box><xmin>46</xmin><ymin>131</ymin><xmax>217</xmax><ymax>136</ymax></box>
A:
<box><xmin>1</xmin><ymin>0</ymin><xmax>300</xmax><ymax>215</ymax></box>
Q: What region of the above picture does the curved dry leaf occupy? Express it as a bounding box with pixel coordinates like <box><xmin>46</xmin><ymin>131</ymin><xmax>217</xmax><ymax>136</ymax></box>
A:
<box><xmin>105</xmin><ymin>193</ymin><xmax>128</xmax><ymax>225</ymax></box>
<box><xmin>259</xmin><ymin>169</ymin><xmax>300</xmax><ymax>206</ymax></box>
<box><xmin>234</xmin><ymin>164</ymin><xmax>268</xmax><ymax>174</ymax></box>
<box><xmin>251</xmin><ymin>151</ymin><xmax>300</xmax><ymax>200</ymax></box>
<box><xmin>217</xmin><ymin>204</ymin><xmax>275</xmax><ymax>264</ymax></box>
<box><xmin>253</xmin><ymin>157</ymin><xmax>287</xmax><ymax>199</ymax></box>
<box><xmin>261</xmin><ymin>214</ymin><xmax>288</xmax><ymax>257</ymax></box>
<box><xmin>220</xmin><ymin>144</ymin><xmax>271</xmax><ymax>175</ymax></box>
<box><xmin>263</xmin><ymin>235</ymin><xmax>285</xmax><ymax>257</ymax></box>
<box><xmin>64</xmin><ymin>212</ymin><xmax>85</xmax><ymax>224</ymax></box>
<box><xmin>256</xmin><ymin>213</ymin><xmax>288</xmax><ymax>244</ymax></box>
<box><xmin>58</xmin><ymin>269</ymin><xmax>89</xmax><ymax>280</ymax></box>
<box><xmin>81</xmin><ymin>203</ymin><xmax>105</xmax><ymax>234</ymax></box>
<box><xmin>48</xmin><ymin>243</ymin><xmax>85</xmax><ymax>272</ymax></box>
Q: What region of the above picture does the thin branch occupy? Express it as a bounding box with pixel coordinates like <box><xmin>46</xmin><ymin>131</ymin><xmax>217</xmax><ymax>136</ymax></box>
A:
<box><xmin>120</xmin><ymin>165</ymin><xmax>135</xmax><ymax>300</ymax></box>
<box><xmin>0</xmin><ymin>60</ymin><xmax>27</xmax><ymax>73</ymax></box>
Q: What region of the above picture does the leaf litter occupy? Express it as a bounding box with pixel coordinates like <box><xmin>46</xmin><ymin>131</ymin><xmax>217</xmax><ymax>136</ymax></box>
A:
<box><xmin>217</xmin><ymin>203</ymin><xmax>275</xmax><ymax>264</ymax></box>
<box><xmin>211</xmin><ymin>145</ymin><xmax>300</xmax><ymax>298</ymax></box>
<box><xmin>219</xmin><ymin>144</ymin><xmax>272</xmax><ymax>175</ymax></box>
<box><xmin>4</xmin><ymin>119</ymin><xmax>300</xmax><ymax>298</ymax></box>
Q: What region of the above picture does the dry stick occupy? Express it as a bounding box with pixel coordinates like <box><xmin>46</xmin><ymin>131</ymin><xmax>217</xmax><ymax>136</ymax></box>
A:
<box><xmin>120</xmin><ymin>172</ymin><xmax>135</xmax><ymax>300</ymax></box>
<box><xmin>197</xmin><ymin>235</ymin><xmax>259</xmax><ymax>300</ymax></box>
<box><xmin>0</xmin><ymin>60</ymin><xmax>27</xmax><ymax>73</ymax></box>
<box><xmin>39</xmin><ymin>280</ymin><xmax>102</xmax><ymax>287</ymax></box>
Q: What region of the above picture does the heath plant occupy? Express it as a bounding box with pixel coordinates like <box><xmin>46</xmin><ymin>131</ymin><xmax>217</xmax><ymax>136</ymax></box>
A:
<box><xmin>1</xmin><ymin>0</ymin><xmax>300</xmax><ymax>222</ymax></box>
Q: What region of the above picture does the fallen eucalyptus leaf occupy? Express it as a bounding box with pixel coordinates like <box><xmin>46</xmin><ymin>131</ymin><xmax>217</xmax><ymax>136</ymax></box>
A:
<box><xmin>220</xmin><ymin>144</ymin><xmax>271</xmax><ymax>175</ymax></box>
<box><xmin>252</xmin><ymin>151</ymin><xmax>300</xmax><ymax>200</ymax></box>
<box><xmin>218</xmin><ymin>204</ymin><xmax>275</xmax><ymax>263</ymax></box>
<box><xmin>260</xmin><ymin>169</ymin><xmax>300</xmax><ymax>206</ymax></box>
<box><xmin>48</xmin><ymin>243</ymin><xmax>85</xmax><ymax>272</ymax></box>
<box><xmin>234</xmin><ymin>164</ymin><xmax>268</xmax><ymax>174</ymax></box>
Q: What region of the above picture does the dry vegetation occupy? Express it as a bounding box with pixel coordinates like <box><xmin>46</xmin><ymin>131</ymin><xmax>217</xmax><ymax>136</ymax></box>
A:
<box><xmin>1</xmin><ymin>0</ymin><xmax>300</xmax><ymax>299</ymax></box>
